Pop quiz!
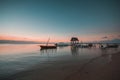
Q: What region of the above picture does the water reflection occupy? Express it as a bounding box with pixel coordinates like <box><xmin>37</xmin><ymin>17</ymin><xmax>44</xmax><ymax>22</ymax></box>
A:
<box><xmin>57</xmin><ymin>46</ymin><xmax>67</xmax><ymax>49</ymax></box>
<box><xmin>40</xmin><ymin>49</ymin><xmax>57</xmax><ymax>54</ymax></box>
<box><xmin>71</xmin><ymin>47</ymin><xmax>79</xmax><ymax>56</ymax></box>
<box><xmin>0</xmin><ymin>44</ymin><xmax>39</xmax><ymax>55</ymax></box>
<box><xmin>0</xmin><ymin>44</ymin><xmax>120</xmax><ymax>80</ymax></box>
<box><xmin>100</xmin><ymin>48</ymin><xmax>113</xmax><ymax>63</ymax></box>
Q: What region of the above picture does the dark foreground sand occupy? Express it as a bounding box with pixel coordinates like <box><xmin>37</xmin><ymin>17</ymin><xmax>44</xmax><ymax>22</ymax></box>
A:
<box><xmin>5</xmin><ymin>52</ymin><xmax>120</xmax><ymax>80</ymax></box>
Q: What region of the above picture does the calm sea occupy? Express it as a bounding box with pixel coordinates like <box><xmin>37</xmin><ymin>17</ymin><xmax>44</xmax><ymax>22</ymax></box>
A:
<box><xmin>0</xmin><ymin>44</ymin><xmax>120</xmax><ymax>79</ymax></box>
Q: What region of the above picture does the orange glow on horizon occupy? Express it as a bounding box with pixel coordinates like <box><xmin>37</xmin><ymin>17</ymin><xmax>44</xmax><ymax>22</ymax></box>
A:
<box><xmin>0</xmin><ymin>34</ymin><xmax>119</xmax><ymax>43</ymax></box>
<box><xmin>0</xmin><ymin>35</ymin><xmax>40</xmax><ymax>42</ymax></box>
<box><xmin>0</xmin><ymin>35</ymin><xmax>70</xmax><ymax>42</ymax></box>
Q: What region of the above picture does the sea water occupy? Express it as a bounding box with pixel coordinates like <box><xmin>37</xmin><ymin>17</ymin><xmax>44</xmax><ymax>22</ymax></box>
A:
<box><xmin>0</xmin><ymin>44</ymin><xmax>120</xmax><ymax>79</ymax></box>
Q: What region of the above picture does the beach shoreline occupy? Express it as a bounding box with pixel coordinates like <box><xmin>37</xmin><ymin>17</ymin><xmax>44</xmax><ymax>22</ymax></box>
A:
<box><xmin>3</xmin><ymin>51</ymin><xmax>120</xmax><ymax>80</ymax></box>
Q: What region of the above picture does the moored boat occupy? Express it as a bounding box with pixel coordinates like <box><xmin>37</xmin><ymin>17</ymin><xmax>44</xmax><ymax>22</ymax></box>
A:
<box><xmin>40</xmin><ymin>45</ymin><xmax>57</xmax><ymax>49</ymax></box>
<box><xmin>40</xmin><ymin>38</ymin><xmax>57</xmax><ymax>50</ymax></box>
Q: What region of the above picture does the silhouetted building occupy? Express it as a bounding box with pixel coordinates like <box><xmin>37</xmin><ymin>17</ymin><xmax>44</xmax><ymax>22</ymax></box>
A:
<box><xmin>70</xmin><ymin>37</ymin><xmax>79</xmax><ymax>46</ymax></box>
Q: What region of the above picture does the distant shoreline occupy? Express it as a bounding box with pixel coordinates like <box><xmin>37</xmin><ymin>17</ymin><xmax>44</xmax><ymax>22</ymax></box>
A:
<box><xmin>0</xmin><ymin>40</ymin><xmax>56</xmax><ymax>44</ymax></box>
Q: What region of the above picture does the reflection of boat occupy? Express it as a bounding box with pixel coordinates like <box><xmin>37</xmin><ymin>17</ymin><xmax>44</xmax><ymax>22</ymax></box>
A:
<box><xmin>40</xmin><ymin>38</ymin><xmax>57</xmax><ymax>50</ymax></box>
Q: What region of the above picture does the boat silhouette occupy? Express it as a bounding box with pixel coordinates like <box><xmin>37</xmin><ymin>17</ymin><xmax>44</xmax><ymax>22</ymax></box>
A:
<box><xmin>40</xmin><ymin>38</ymin><xmax>57</xmax><ymax>50</ymax></box>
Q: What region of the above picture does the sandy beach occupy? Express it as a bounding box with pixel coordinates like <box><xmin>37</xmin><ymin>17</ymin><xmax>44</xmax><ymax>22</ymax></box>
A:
<box><xmin>4</xmin><ymin>51</ymin><xmax>120</xmax><ymax>80</ymax></box>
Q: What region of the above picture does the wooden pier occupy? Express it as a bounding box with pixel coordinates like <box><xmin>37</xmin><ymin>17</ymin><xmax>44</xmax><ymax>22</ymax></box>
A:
<box><xmin>70</xmin><ymin>37</ymin><xmax>120</xmax><ymax>48</ymax></box>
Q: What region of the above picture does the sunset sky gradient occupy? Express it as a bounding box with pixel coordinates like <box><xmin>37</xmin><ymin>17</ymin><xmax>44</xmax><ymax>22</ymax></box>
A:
<box><xmin>0</xmin><ymin>0</ymin><xmax>120</xmax><ymax>42</ymax></box>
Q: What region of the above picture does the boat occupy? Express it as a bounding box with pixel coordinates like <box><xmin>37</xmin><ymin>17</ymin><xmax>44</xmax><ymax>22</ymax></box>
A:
<box><xmin>40</xmin><ymin>45</ymin><xmax>57</xmax><ymax>49</ymax></box>
<box><xmin>106</xmin><ymin>44</ymin><xmax>119</xmax><ymax>48</ymax></box>
<box><xmin>100</xmin><ymin>44</ymin><xmax>119</xmax><ymax>48</ymax></box>
<box><xmin>40</xmin><ymin>38</ymin><xmax>57</xmax><ymax>50</ymax></box>
<box><xmin>100</xmin><ymin>44</ymin><xmax>107</xmax><ymax>48</ymax></box>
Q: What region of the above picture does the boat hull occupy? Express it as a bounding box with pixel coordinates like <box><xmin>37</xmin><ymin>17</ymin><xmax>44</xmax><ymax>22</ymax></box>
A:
<box><xmin>40</xmin><ymin>46</ymin><xmax>57</xmax><ymax>49</ymax></box>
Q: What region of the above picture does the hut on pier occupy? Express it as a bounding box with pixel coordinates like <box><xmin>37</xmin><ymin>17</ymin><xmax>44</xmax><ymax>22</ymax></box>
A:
<box><xmin>70</xmin><ymin>37</ymin><xmax>79</xmax><ymax>46</ymax></box>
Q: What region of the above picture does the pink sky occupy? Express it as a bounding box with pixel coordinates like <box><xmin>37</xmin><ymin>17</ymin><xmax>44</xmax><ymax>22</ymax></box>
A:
<box><xmin>0</xmin><ymin>34</ymin><xmax>119</xmax><ymax>43</ymax></box>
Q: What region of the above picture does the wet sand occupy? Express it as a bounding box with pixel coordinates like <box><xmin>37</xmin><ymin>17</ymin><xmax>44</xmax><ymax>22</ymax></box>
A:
<box><xmin>4</xmin><ymin>51</ymin><xmax>120</xmax><ymax>80</ymax></box>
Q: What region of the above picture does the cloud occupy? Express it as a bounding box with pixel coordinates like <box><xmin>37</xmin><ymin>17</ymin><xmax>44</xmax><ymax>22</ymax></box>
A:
<box><xmin>118</xmin><ymin>35</ymin><xmax>120</xmax><ymax>38</ymax></box>
<box><xmin>0</xmin><ymin>40</ymin><xmax>42</xmax><ymax>44</ymax></box>
<box><xmin>101</xmin><ymin>35</ymin><xmax>120</xmax><ymax>40</ymax></box>
<box><xmin>101</xmin><ymin>39</ymin><xmax>120</xmax><ymax>43</ymax></box>
<box><xmin>102</xmin><ymin>36</ymin><xmax>108</xmax><ymax>39</ymax></box>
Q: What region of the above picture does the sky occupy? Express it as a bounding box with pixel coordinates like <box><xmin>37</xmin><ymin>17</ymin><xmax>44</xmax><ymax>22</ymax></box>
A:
<box><xmin>0</xmin><ymin>0</ymin><xmax>120</xmax><ymax>42</ymax></box>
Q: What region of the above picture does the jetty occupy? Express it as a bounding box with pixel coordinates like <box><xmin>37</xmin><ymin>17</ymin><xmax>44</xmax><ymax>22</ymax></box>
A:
<box><xmin>70</xmin><ymin>37</ymin><xmax>119</xmax><ymax>48</ymax></box>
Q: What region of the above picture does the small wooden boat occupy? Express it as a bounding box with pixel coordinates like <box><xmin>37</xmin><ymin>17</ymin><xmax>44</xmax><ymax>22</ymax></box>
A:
<box><xmin>40</xmin><ymin>45</ymin><xmax>57</xmax><ymax>49</ymax></box>
<box><xmin>40</xmin><ymin>38</ymin><xmax>57</xmax><ymax>50</ymax></box>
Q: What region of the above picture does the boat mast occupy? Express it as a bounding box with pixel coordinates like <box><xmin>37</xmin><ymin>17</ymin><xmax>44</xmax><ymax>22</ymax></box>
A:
<box><xmin>46</xmin><ymin>37</ymin><xmax>50</xmax><ymax>46</ymax></box>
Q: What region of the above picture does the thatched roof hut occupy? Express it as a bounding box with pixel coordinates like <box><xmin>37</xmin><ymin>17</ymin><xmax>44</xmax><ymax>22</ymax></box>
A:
<box><xmin>70</xmin><ymin>37</ymin><xmax>79</xmax><ymax>41</ymax></box>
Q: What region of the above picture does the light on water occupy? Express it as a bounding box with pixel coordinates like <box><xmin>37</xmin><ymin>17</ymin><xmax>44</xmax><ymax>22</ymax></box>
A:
<box><xmin>0</xmin><ymin>44</ymin><xmax>120</xmax><ymax>79</ymax></box>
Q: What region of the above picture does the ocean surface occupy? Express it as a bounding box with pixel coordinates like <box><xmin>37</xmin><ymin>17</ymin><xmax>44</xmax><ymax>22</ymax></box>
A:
<box><xmin>0</xmin><ymin>44</ymin><xmax>120</xmax><ymax>79</ymax></box>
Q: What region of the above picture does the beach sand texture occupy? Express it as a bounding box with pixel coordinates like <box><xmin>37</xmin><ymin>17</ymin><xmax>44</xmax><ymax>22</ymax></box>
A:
<box><xmin>5</xmin><ymin>51</ymin><xmax>120</xmax><ymax>80</ymax></box>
